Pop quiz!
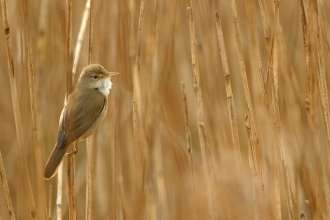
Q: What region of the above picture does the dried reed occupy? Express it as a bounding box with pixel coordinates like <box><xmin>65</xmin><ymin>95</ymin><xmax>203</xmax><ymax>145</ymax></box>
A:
<box><xmin>48</xmin><ymin>185</ymin><xmax>52</xmax><ymax>219</ymax></box>
<box><xmin>228</xmin><ymin>0</ymin><xmax>263</xmax><ymax>186</ymax></box>
<box><xmin>86</xmin><ymin>0</ymin><xmax>94</xmax><ymax>218</ymax></box>
<box><xmin>1</xmin><ymin>0</ymin><xmax>36</xmax><ymax>218</ymax></box>
<box><xmin>0</xmin><ymin>150</ymin><xmax>16</xmax><ymax>219</ymax></box>
<box><xmin>315</xmin><ymin>0</ymin><xmax>330</xmax><ymax>175</ymax></box>
<box><xmin>22</xmin><ymin>0</ymin><xmax>47</xmax><ymax>218</ymax></box>
<box><xmin>272</xmin><ymin>1</ymin><xmax>297</xmax><ymax>218</ymax></box>
<box><xmin>301</xmin><ymin>0</ymin><xmax>330</xmax><ymax>217</ymax></box>
<box><xmin>56</xmin><ymin>165</ymin><xmax>63</xmax><ymax>220</ymax></box>
<box><xmin>187</xmin><ymin>2</ymin><xmax>215</xmax><ymax>219</ymax></box>
<box><xmin>72</xmin><ymin>0</ymin><xmax>91</xmax><ymax>77</ymax></box>
<box><xmin>180</xmin><ymin>82</ymin><xmax>197</xmax><ymax>216</ymax></box>
<box><xmin>215</xmin><ymin>11</ymin><xmax>243</xmax><ymax>171</ymax></box>
<box><xmin>132</xmin><ymin>0</ymin><xmax>146</xmax><ymax>217</ymax></box>
<box><xmin>65</xmin><ymin>0</ymin><xmax>76</xmax><ymax>219</ymax></box>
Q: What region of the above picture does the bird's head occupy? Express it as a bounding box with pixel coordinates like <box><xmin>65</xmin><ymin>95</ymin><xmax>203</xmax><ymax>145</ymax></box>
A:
<box><xmin>77</xmin><ymin>64</ymin><xmax>118</xmax><ymax>95</ymax></box>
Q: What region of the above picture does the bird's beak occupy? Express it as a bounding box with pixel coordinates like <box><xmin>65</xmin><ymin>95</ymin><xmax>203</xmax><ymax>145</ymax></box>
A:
<box><xmin>107</xmin><ymin>72</ymin><xmax>119</xmax><ymax>77</ymax></box>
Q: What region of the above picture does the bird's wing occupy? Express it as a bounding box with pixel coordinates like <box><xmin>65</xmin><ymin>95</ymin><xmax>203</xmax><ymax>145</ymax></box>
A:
<box><xmin>57</xmin><ymin>88</ymin><xmax>106</xmax><ymax>148</ymax></box>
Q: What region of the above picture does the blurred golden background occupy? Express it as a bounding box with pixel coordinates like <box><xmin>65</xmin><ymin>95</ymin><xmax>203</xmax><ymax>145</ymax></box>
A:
<box><xmin>0</xmin><ymin>0</ymin><xmax>330</xmax><ymax>219</ymax></box>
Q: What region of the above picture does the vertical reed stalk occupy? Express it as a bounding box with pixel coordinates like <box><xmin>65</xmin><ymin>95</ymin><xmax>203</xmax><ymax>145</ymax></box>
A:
<box><xmin>22</xmin><ymin>0</ymin><xmax>47</xmax><ymax>218</ymax></box>
<box><xmin>186</xmin><ymin>4</ymin><xmax>204</xmax><ymax>123</ymax></box>
<box><xmin>153</xmin><ymin>131</ymin><xmax>169</xmax><ymax>220</ymax></box>
<box><xmin>72</xmin><ymin>0</ymin><xmax>91</xmax><ymax>77</ymax></box>
<box><xmin>271</xmin><ymin>38</ymin><xmax>296</xmax><ymax>220</ymax></box>
<box><xmin>301</xmin><ymin>0</ymin><xmax>330</xmax><ymax>217</ymax></box>
<box><xmin>319</xmin><ymin>0</ymin><xmax>330</xmax><ymax>57</ymax></box>
<box><xmin>198</xmin><ymin>122</ymin><xmax>217</xmax><ymax>220</ymax></box>
<box><xmin>85</xmin><ymin>0</ymin><xmax>94</xmax><ymax>219</ymax></box>
<box><xmin>66</xmin><ymin>0</ymin><xmax>73</xmax><ymax>94</ymax></box>
<box><xmin>65</xmin><ymin>0</ymin><xmax>76</xmax><ymax>219</ymax></box>
<box><xmin>109</xmin><ymin>121</ymin><xmax>117</xmax><ymax>219</ymax></box>
<box><xmin>253</xmin><ymin>0</ymin><xmax>272</xmax><ymax>121</ymax></box>
<box><xmin>271</xmin><ymin>2</ymin><xmax>297</xmax><ymax>217</ymax></box>
<box><xmin>48</xmin><ymin>185</ymin><xmax>52</xmax><ymax>219</ymax></box>
<box><xmin>88</xmin><ymin>0</ymin><xmax>93</xmax><ymax>64</ymax></box>
<box><xmin>255</xmin><ymin>1</ymin><xmax>283</xmax><ymax>218</ymax></box>
<box><xmin>36</xmin><ymin>0</ymin><xmax>47</xmax><ymax>79</ymax></box>
<box><xmin>228</xmin><ymin>0</ymin><xmax>263</xmax><ymax>187</ymax></box>
<box><xmin>1</xmin><ymin>0</ymin><xmax>36</xmax><ymax>218</ymax></box>
<box><xmin>85</xmin><ymin>137</ymin><xmax>93</xmax><ymax>220</ymax></box>
<box><xmin>215</xmin><ymin>12</ymin><xmax>243</xmax><ymax>171</ymax></box>
<box><xmin>315</xmin><ymin>0</ymin><xmax>330</xmax><ymax>176</ymax></box>
<box><xmin>257</xmin><ymin>0</ymin><xmax>271</xmax><ymax>55</ymax></box>
<box><xmin>245</xmin><ymin>1</ymin><xmax>273</xmax><ymax>217</ymax></box>
<box><xmin>273</xmin><ymin>155</ymin><xmax>281</xmax><ymax>220</ymax></box>
<box><xmin>132</xmin><ymin>0</ymin><xmax>146</xmax><ymax>217</ymax></box>
<box><xmin>56</xmin><ymin>165</ymin><xmax>63</xmax><ymax>220</ymax></box>
<box><xmin>187</xmin><ymin>2</ymin><xmax>215</xmax><ymax>219</ymax></box>
<box><xmin>181</xmin><ymin>82</ymin><xmax>197</xmax><ymax>216</ymax></box>
<box><xmin>0</xmin><ymin>150</ymin><xmax>16</xmax><ymax>219</ymax></box>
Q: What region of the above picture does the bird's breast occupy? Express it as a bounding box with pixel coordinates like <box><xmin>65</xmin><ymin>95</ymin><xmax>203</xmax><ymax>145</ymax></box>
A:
<box><xmin>77</xmin><ymin>97</ymin><xmax>108</xmax><ymax>141</ymax></box>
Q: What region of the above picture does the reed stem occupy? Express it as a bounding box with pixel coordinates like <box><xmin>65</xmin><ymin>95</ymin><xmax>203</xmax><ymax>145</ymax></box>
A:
<box><xmin>1</xmin><ymin>0</ymin><xmax>36</xmax><ymax>218</ymax></box>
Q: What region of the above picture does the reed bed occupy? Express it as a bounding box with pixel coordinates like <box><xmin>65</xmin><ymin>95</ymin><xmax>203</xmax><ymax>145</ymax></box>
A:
<box><xmin>0</xmin><ymin>0</ymin><xmax>330</xmax><ymax>219</ymax></box>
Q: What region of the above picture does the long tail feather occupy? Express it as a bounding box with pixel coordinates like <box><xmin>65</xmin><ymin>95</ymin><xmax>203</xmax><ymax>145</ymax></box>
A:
<box><xmin>44</xmin><ymin>145</ymin><xmax>68</xmax><ymax>179</ymax></box>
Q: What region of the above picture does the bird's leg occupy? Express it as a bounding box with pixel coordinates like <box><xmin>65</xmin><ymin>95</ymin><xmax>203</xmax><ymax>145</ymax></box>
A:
<box><xmin>66</xmin><ymin>143</ymin><xmax>79</xmax><ymax>155</ymax></box>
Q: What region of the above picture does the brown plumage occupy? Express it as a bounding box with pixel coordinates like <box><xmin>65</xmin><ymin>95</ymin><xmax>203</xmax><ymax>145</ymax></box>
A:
<box><xmin>44</xmin><ymin>64</ymin><xmax>118</xmax><ymax>179</ymax></box>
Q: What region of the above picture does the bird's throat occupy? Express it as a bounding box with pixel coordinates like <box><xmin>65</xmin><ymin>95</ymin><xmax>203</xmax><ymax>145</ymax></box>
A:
<box><xmin>98</xmin><ymin>77</ymin><xmax>112</xmax><ymax>96</ymax></box>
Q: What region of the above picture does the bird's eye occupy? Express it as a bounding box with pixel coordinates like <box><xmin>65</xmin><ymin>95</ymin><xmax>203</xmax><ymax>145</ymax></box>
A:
<box><xmin>93</xmin><ymin>75</ymin><xmax>99</xmax><ymax>79</ymax></box>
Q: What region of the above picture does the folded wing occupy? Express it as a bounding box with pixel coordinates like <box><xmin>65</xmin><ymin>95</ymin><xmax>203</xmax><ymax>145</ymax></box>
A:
<box><xmin>44</xmin><ymin>88</ymin><xmax>105</xmax><ymax>179</ymax></box>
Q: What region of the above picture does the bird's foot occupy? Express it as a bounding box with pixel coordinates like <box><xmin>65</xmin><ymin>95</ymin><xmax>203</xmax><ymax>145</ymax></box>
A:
<box><xmin>66</xmin><ymin>147</ymin><xmax>79</xmax><ymax>155</ymax></box>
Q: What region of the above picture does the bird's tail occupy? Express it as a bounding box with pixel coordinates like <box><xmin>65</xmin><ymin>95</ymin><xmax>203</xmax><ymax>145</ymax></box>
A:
<box><xmin>44</xmin><ymin>145</ymin><xmax>68</xmax><ymax>180</ymax></box>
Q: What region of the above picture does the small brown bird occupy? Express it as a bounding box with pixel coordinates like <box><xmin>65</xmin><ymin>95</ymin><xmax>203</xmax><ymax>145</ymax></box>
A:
<box><xmin>44</xmin><ymin>64</ymin><xmax>118</xmax><ymax>179</ymax></box>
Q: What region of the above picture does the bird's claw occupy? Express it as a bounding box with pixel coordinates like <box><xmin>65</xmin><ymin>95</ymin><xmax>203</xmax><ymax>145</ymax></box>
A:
<box><xmin>66</xmin><ymin>147</ymin><xmax>79</xmax><ymax>155</ymax></box>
